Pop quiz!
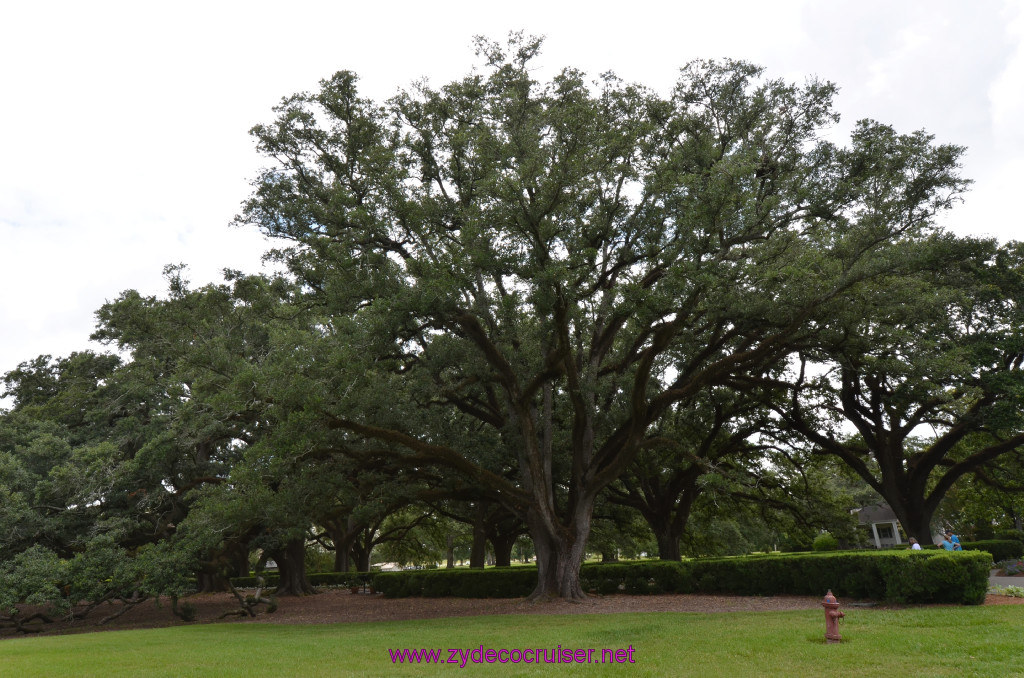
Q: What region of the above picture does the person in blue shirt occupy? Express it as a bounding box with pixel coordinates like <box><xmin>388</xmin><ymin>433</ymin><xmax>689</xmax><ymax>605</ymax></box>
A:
<box><xmin>938</xmin><ymin>537</ymin><xmax>956</xmax><ymax>550</ymax></box>
<box><xmin>945</xmin><ymin>530</ymin><xmax>962</xmax><ymax>550</ymax></box>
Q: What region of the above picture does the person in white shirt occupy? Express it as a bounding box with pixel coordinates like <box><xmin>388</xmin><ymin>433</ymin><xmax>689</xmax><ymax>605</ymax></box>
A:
<box><xmin>909</xmin><ymin>537</ymin><xmax>922</xmax><ymax>550</ymax></box>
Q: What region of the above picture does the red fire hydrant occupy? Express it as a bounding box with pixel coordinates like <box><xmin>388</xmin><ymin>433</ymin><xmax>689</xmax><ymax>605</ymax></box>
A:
<box><xmin>822</xmin><ymin>590</ymin><xmax>844</xmax><ymax>644</ymax></box>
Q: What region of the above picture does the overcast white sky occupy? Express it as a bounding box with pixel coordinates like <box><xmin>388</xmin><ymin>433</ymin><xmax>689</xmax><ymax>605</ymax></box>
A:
<box><xmin>1</xmin><ymin>1</ymin><xmax>1022</xmax><ymax>399</ymax></box>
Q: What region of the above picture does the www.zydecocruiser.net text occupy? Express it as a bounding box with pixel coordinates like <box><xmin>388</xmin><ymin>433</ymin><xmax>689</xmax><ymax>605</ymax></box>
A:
<box><xmin>389</xmin><ymin>645</ymin><xmax>637</xmax><ymax>667</ymax></box>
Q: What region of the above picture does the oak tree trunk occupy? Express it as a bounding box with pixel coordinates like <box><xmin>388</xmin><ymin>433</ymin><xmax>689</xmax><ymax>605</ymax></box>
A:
<box><xmin>526</xmin><ymin>504</ymin><xmax>592</xmax><ymax>601</ymax></box>
<box><xmin>195</xmin><ymin>571</ymin><xmax>230</xmax><ymax>593</ymax></box>
<box><xmin>885</xmin><ymin>499</ymin><xmax>936</xmax><ymax>547</ymax></box>
<box><xmin>274</xmin><ymin>538</ymin><xmax>314</xmax><ymax>596</ymax></box>
<box><xmin>469</xmin><ymin>505</ymin><xmax>487</xmax><ymax>569</ymax></box>
<box><xmin>351</xmin><ymin>541</ymin><xmax>372</xmax><ymax>573</ymax></box>
<box><xmin>490</xmin><ymin>533</ymin><xmax>516</xmax><ymax>567</ymax></box>
<box><xmin>654</xmin><ymin>530</ymin><xmax>682</xmax><ymax>561</ymax></box>
<box><xmin>334</xmin><ymin>546</ymin><xmax>351</xmax><ymax>574</ymax></box>
<box><xmin>328</xmin><ymin>521</ymin><xmax>355</xmax><ymax>572</ymax></box>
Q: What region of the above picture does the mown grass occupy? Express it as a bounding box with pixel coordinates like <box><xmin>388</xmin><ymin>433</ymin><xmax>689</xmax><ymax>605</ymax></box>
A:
<box><xmin>1</xmin><ymin>606</ymin><xmax>1022</xmax><ymax>677</ymax></box>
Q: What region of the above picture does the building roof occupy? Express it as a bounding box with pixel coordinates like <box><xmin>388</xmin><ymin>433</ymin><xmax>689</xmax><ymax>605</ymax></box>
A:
<box><xmin>853</xmin><ymin>503</ymin><xmax>897</xmax><ymax>524</ymax></box>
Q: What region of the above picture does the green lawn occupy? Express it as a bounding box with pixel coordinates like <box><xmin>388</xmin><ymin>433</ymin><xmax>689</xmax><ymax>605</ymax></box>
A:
<box><xmin>1</xmin><ymin>606</ymin><xmax>1022</xmax><ymax>677</ymax></box>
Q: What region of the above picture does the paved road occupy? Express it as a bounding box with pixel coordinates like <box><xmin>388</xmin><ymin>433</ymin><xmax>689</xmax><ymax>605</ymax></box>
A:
<box><xmin>989</xmin><ymin>570</ymin><xmax>1023</xmax><ymax>589</ymax></box>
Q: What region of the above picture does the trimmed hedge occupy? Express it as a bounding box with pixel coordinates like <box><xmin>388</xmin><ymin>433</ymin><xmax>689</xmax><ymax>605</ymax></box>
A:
<box><xmin>374</xmin><ymin>567</ymin><xmax>538</xmax><ymax>598</ymax></box>
<box><xmin>229</xmin><ymin>572</ymin><xmax>367</xmax><ymax>589</ymax></box>
<box><xmin>580</xmin><ymin>561</ymin><xmax>695</xmax><ymax>595</ymax></box>
<box><xmin>959</xmin><ymin>540</ymin><xmax>1023</xmax><ymax>562</ymax></box>
<box><xmin>994</xmin><ymin>530</ymin><xmax>1024</xmax><ymax>544</ymax></box>
<box><xmin>686</xmin><ymin>550</ymin><xmax>990</xmax><ymax>604</ymax></box>
<box><xmin>230</xmin><ymin>574</ymin><xmax>279</xmax><ymax>588</ymax></box>
<box><xmin>371</xmin><ymin>551</ymin><xmax>991</xmax><ymax>605</ymax></box>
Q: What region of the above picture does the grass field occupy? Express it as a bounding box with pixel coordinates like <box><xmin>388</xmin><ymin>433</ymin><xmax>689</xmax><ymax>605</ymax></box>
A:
<box><xmin>1</xmin><ymin>606</ymin><xmax>1022</xmax><ymax>677</ymax></box>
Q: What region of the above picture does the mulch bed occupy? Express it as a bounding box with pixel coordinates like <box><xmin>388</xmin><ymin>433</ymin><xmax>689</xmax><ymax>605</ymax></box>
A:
<box><xmin>3</xmin><ymin>589</ymin><xmax>1021</xmax><ymax>639</ymax></box>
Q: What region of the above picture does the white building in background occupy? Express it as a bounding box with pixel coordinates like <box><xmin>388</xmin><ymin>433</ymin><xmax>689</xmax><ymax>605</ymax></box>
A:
<box><xmin>851</xmin><ymin>503</ymin><xmax>904</xmax><ymax>549</ymax></box>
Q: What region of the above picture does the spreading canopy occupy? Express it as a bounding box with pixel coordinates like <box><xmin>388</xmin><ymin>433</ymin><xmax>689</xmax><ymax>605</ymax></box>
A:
<box><xmin>234</xmin><ymin>36</ymin><xmax>969</xmax><ymax>598</ymax></box>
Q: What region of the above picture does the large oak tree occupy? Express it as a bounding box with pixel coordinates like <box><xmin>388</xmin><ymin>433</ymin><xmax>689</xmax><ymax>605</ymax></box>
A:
<box><xmin>233</xmin><ymin>36</ymin><xmax>969</xmax><ymax>599</ymax></box>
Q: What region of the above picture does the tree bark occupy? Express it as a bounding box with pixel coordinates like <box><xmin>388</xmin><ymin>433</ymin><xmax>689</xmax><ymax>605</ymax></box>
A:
<box><xmin>334</xmin><ymin>544</ymin><xmax>351</xmax><ymax>573</ymax></box>
<box><xmin>490</xmin><ymin>533</ymin><xmax>516</xmax><ymax>567</ymax></box>
<box><xmin>469</xmin><ymin>505</ymin><xmax>487</xmax><ymax>569</ymax></box>
<box><xmin>446</xmin><ymin>533</ymin><xmax>455</xmax><ymax>568</ymax></box>
<box><xmin>647</xmin><ymin>498</ymin><xmax>691</xmax><ymax>561</ymax></box>
<box><xmin>233</xmin><ymin>551</ymin><xmax>250</xmax><ymax>578</ymax></box>
<box><xmin>194</xmin><ymin>571</ymin><xmax>230</xmax><ymax>593</ymax></box>
<box><xmin>526</xmin><ymin>504</ymin><xmax>591</xmax><ymax>601</ymax></box>
<box><xmin>885</xmin><ymin>500</ymin><xmax>936</xmax><ymax>547</ymax></box>
<box><xmin>195</xmin><ymin>539</ymin><xmax>251</xmax><ymax>591</ymax></box>
<box><xmin>351</xmin><ymin>528</ymin><xmax>373</xmax><ymax>573</ymax></box>
<box><xmin>654</xmin><ymin>529</ymin><xmax>682</xmax><ymax>561</ymax></box>
<box><xmin>327</xmin><ymin>519</ymin><xmax>355</xmax><ymax>572</ymax></box>
<box><xmin>273</xmin><ymin>538</ymin><xmax>314</xmax><ymax>596</ymax></box>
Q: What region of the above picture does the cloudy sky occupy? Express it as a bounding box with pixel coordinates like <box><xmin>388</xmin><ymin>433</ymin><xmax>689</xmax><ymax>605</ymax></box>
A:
<box><xmin>1</xmin><ymin>1</ymin><xmax>1022</xmax><ymax>397</ymax></box>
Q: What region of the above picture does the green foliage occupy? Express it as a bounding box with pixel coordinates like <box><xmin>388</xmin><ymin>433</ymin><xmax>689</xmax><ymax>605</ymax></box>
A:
<box><xmin>812</xmin><ymin>532</ymin><xmax>839</xmax><ymax>551</ymax></box>
<box><xmin>0</xmin><ymin>546</ymin><xmax>69</xmax><ymax>618</ymax></box>
<box><xmin>580</xmin><ymin>561</ymin><xmax>696</xmax><ymax>595</ymax></box>
<box><xmin>994</xmin><ymin>585</ymin><xmax>1024</xmax><ymax>597</ymax></box>
<box><xmin>227</xmin><ymin>33</ymin><xmax>979</xmax><ymax>599</ymax></box>
<box><xmin>994</xmin><ymin>529</ymin><xmax>1024</xmax><ymax>543</ymax></box>
<box><xmin>778</xmin><ymin>533</ymin><xmax>814</xmax><ymax>553</ymax></box>
<box><xmin>959</xmin><ymin>540</ymin><xmax>1023</xmax><ymax>562</ymax></box>
<box><xmin>695</xmin><ymin>551</ymin><xmax>991</xmax><ymax>604</ymax></box>
<box><xmin>372</xmin><ymin>551</ymin><xmax>989</xmax><ymax>604</ymax></box>
<box><xmin>682</xmin><ymin>516</ymin><xmax>755</xmax><ymax>557</ymax></box>
<box><xmin>304</xmin><ymin>547</ymin><xmax>335</xmax><ymax>573</ymax></box>
<box><xmin>229</xmin><ymin>571</ymin><xmax>372</xmax><ymax>589</ymax></box>
<box><xmin>230</xmin><ymin>574</ymin><xmax>279</xmax><ymax>589</ymax></box>
<box><xmin>374</xmin><ymin>567</ymin><xmax>539</xmax><ymax>599</ymax></box>
<box><xmin>774</xmin><ymin>238</ymin><xmax>1024</xmax><ymax>547</ymax></box>
<box><xmin>308</xmin><ymin>572</ymin><xmax>357</xmax><ymax>588</ymax></box>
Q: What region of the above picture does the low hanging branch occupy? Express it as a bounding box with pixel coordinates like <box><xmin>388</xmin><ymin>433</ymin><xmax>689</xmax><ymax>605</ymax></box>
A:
<box><xmin>99</xmin><ymin>591</ymin><xmax>149</xmax><ymax>625</ymax></box>
<box><xmin>1</xmin><ymin>611</ymin><xmax>55</xmax><ymax>634</ymax></box>
<box><xmin>221</xmin><ymin>577</ymin><xmax>278</xmax><ymax>618</ymax></box>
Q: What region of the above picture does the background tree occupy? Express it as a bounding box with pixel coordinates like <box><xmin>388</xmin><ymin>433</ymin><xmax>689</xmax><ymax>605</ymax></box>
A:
<box><xmin>768</xmin><ymin>238</ymin><xmax>1024</xmax><ymax>544</ymax></box>
<box><xmin>604</xmin><ymin>383</ymin><xmax>781</xmax><ymax>560</ymax></box>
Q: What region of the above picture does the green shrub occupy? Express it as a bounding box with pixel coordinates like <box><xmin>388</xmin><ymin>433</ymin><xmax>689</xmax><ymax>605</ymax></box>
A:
<box><xmin>369</xmin><ymin>551</ymin><xmax>988</xmax><ymax>604</ymax></box>
<box><xmin>880</xmin><ymin>551</ymin><xmax>990</xmax><ymax>604</ymax></box>
<box><xmin>372</xmin><ymin>568</ymin><xmax>537</xmax><ymax>599</ymax></box>
<box><xmin>230</xmin><ymin>571</ymin><xmax>373</xmax><ymax>589</ymax></box>
<box><xmin>581</xmin><ymin>561</ymin><xmax>694</xmax><ymax>596</ymax></box>
<box><xmin>230</xmin><ymin>574</ymin><xmax>280</xmax><ymax>589</ymax></box>
<box><xmin>960</xmin><ymin>540</ymin><xmax>1023</xmax><ymax>562</ymax></box>
<box><xmin>999</xmin><ymin>585</ymin><xmax>1024</xmax><ymax>598</ymax></box>
<box><xmin>994</xmin><ymin>529</ymin><xmax>1024</xmax><ymax>544</ymax></box>
<box><xmin>308</xmin><ymin>572</ymin><xmax>353</xmax><ymax>587</ymax></box>
<box><xmin>812</xmin><ymin>533</ymin><xmax>839</xmax><ymax>551</ymax></box>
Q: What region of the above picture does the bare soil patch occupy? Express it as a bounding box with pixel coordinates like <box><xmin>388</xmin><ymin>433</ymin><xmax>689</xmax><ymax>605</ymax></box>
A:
<box><xmin>983</xmin><ymin>593</ymin><xmax>1024</xmax><ymax>605</ymax></box>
